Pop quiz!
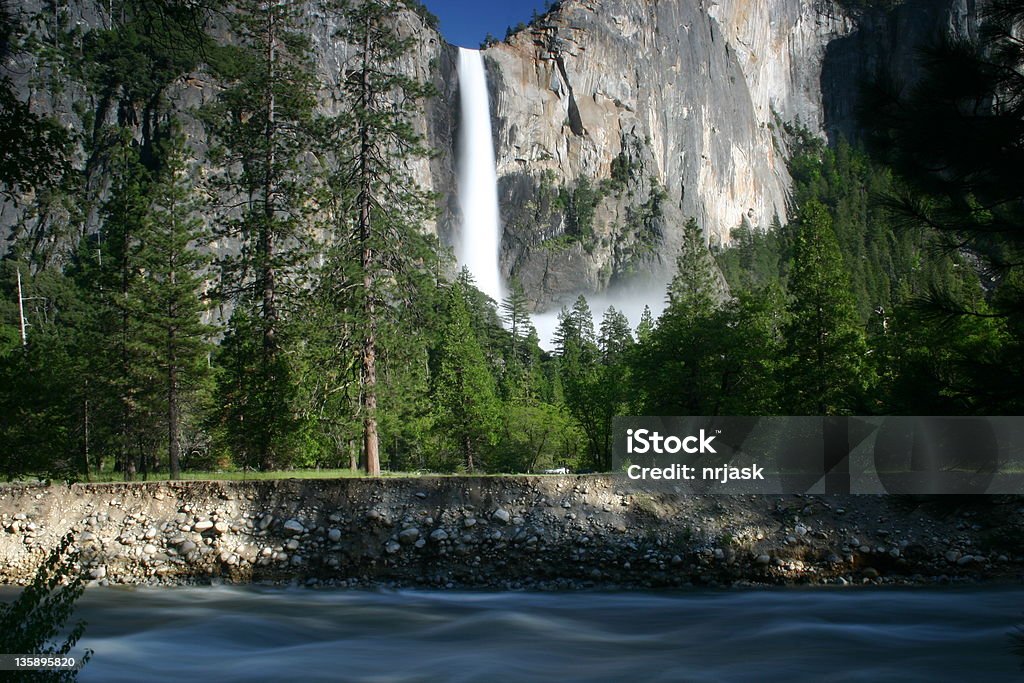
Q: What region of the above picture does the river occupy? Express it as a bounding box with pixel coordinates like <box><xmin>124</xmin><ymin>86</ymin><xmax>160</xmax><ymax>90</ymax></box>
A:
<box><xmin>58</xmin><ymin>585</ymin><xmax>1024</xmax><ymax>681</ymax></box>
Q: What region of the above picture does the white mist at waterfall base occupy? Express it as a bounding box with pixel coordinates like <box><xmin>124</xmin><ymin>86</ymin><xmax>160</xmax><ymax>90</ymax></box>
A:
<box><xmin>456</xmin><ymin>48</ymin><xmax>503</xmax><ymax>303</ymax></box>
<box><xmin>530</xmin><ymin>280</ymin><xmax>670</xmax><ymax>351</ymax></box>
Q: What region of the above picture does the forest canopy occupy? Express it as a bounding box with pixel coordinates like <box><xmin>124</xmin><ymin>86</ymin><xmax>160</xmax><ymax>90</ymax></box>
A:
<box><xmin>1</xmin><ymin>0</ymin><xmax>1020</xmax><ymax>482</ymax></box>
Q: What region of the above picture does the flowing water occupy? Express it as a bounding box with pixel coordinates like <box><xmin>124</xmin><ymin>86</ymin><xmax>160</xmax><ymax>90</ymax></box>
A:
<box><xmin>456</xmin><ymin>48</ymin><xmax>504</xmax><ymax>303</ymax></box>
<box><xmin>50</xmin><ymin>585</ymin><xmax>1024</xmax><ymax>681</ymax></box>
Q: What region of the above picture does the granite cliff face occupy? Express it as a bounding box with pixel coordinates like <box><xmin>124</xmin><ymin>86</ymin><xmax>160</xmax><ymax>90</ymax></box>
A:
<box><xmin>442</xmin><ymin>0</ymin><xmax>979</xmax><ymax>308</ymax></box>
<box><xmin>819</xmin><ymin>0</ymin><xmax>979</xmax><ymax>143</ymax></box>
<box><xmin>473</xmin><ymin>0</ymin><xmax>850</xmax><ymax>305</ymax></box>
<box><xmin>1</xmin><ymin>0</ymin><xmax>979</xmax><ymax>309</ymax></box>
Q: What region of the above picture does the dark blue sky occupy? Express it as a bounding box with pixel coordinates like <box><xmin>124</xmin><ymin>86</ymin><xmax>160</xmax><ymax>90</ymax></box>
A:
<box><xmin>422</xmin><ymin>0</ymin><xmax>551</xmax><ymax>48</ymax></box>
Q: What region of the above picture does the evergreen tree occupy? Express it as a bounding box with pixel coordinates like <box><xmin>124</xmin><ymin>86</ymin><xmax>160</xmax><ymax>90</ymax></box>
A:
<box><xmin>636</xmin><ymin>217</ymin><xmax>721</xmax><ymax>415</ymax></box>
<box><xmin>860</xmin><ymin>0</ymin><xmax>1024</xmax><ymax>410</ymax></box>
<box><xmin>0</xmin><ymin>262</ymin><xmax>90</xmax><ymax>480</ymax></box>
<box><xmin>554</xmin><ymin>295</ymin><xmax>597</xmax><ymax>357</ymax></box>
<box><xmin>708</xmin><ymin>285</ymin><xmax>786</xmax><ymax>415</ymax></box>
<box><xmin>132</xmin><ymin>134</ymin><xmax>212</xmax><ymax>479</ymax></box>
<box><xmin>556</xmin><ymin>295</ymin><xmax>605</xmax><ymax>468</ymax></box>
<box><xmin>432</xmin><ymin>283</ymin><xmax>499</xmax><ymax>472</ymax></box>
<box><xmin>499</xmin><ymin>277</ymin><xmax>534</xmax><ymax>399</ymax></box>
<box><xmin>635</xmin><ymin>304</ymin><xmax>654</xmax><ymax>343</ymax></box>
<box><xmin>784</xmin><ymin>200</ymin><xmax>869</xmax><ymax>414</ymax></box>
<box><xmin>500</xmin><ymin>277</ymin><xmax>532</xmax><ymax>343</ymax></box>
<box><xmin>593</xmin><ymin>306</ymin><xmax>633</xmax><ymax>465</ymax></box>
<box><xmin>666</xmin><ymin>217</ymin><xmax>718</xmax><ymax>315</ymax></box>
<box><xmin>65</xmin><ymin>133</ymin><xmax>213</xmax><ymax>479</ymax></box>
<box><xmin>319</xmin><ymin>0</ymin><xmax>439</xmax><ymax>476</ymax></box>
<box><xmin>203</xmin><ymin>0</ymin><xmax>319</xmax><ymax>469</ymax></box>
<box><xmin>598</xmin><ymin>306</ymin><xmax>632</xmax><ymax>362</ymax></box>
<box><xmin>212</xmin><ymin>308</ymin><xmax>301</xmax><ymax>471</ymax></box>
<box><xmin>522</xmin><ymin>326</ymin><xmax>548</xmax><ymax>401</ymax></box>
<box><xmin>84</xmin><ymin>136</ymin><xmax>157</xmax><ymax>479</ymax></box>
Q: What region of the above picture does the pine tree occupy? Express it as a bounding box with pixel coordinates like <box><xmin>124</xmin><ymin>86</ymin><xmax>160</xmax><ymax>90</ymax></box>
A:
<box><xmin>556</xmin><ymin>295</ymin><xmax>605</xmax><ymax>468</ymax></box>
<box><xmin>86</xmin><ymin>136</ymin><xmax>156</xmax><ymax>480</ymax></box>
<box><xmin>785</xmin><ymin>200</ymin><xmax>869</xmax><ymax>414</ymax></box>
<box><xmin>635</xmin><ymin>305</ymin><xmax>654</xmax><ymax>342</ymax></box>
<box><xmin>432</xmin><ymin>283</ymin><xmax>499</xmax><ymax>472</ymax></box>
<box><xmin>132</xmin><ymin>134</ymin><xmax>212</xmax><ymax>479</ymax></box>
<box><xmin>522</xmin><ymin>326</ymin><xmax>548</xmax><ymax>401</ymax></box>
<box><xmin>598</xmin><ymin>306</ymin><xmax>632</xmax><ymax>362</ymax></box>
<box><xmin>860</xmin><ymin>0</ymin><xmax>1024</xmax><ymax>411</ymax></box>
<box><xmin>666</xmin><ymin>217</ymin><xmax>718</xmax><ymax>316</ymax></box>
<box><xmin>499</xmin><ymin>277</ymin><xmax>534</xmax><ymax>399</ymax></box>
<box><xmin>203</xmin><ymin>0</ymin><xmax>318</xmax><ymax>469</ymax></box>
<box><xmin>710</xmin><ymin>285</ymin><xmax>786</xmax><ymax>414</ymax></box>
<box><xmin>213</xmin><ymin>308</ymin><xmax>301</xmax><ymax>471</ymax></box>
<box><xmin>500</xmin><ymin>277</ymin><xmax>532</xmax><ymax>347</ymax></box>
<box><xmin>0</xmin><ymin>262</ymin><xmax>91</xmax><ymax>480</ymax></box>
<box><xmin>638</xmin><ymin>217</ymin><xmax>721</xmax><ymax>415</ymax></box>
<box><xmin>592</xmin><ymin>306</ymin><xmax>633</xmax><ymax>466</ymax></box>
<box><xmin>319</xmin><ymin>0</ymin><xmax>439</xmax><ymax>476</ymax></box>
<box><xmin>555</xmin><ymin>295</ymin><xmax>597</xmax><ymax>357</ymax></box>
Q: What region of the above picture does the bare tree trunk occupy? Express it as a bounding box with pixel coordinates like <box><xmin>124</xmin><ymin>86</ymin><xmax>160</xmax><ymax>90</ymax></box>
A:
<box><xmin>122</xmin><ymin>412</ymin><xmax>135</xmax><ymax>481</ymax></box>
<box><xmin>168</xmin><ymin>359</ymin><xmax>180</xmax><ymax>480</ymax></box>
<box><xmin>259</xmin><ymin>4</ymin><xmax>279</xmax><ymax>472</ymax></box>
<box><xmin>82</xmin><ymin>398</ymin><xmax>91</xmax><ymax>482</ymax></box>
<box><xmin>262</xmin><ymin>5</ymin><xmax>278</xmax><ymax>351</ymax></box>
<box><xmin>140</xmin><ymin>433</ymin><xmax>149</xmax><ymax>481</ymax></box>
<box><xmin>361</xmin><ymin>212</ymin><xmax>380</xmax><ymax>477</ymax></box>
<box><xmin>358</xmin><ymin>20</ymin><xmax>380</xmax><ymax>477</ymax></box>
<box><xmin>121</xmin><ymin>222</ymin><xmax>134</xmax><ymax>482</ymax></box>
<box><xmin>348</xmin><ymin>439</ymin><xmax>358</xmax><ymax>472</ymax></box>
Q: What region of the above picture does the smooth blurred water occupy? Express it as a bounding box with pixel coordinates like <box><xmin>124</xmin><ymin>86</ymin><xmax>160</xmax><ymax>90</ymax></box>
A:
<box><xmin>45</xmin><ymin>585</ymin><xmax>1024</xmax><ymax>682</ymax></box>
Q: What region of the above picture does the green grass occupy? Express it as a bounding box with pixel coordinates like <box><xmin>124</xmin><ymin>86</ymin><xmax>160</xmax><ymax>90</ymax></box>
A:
<box><xmin>85</xmin><ymin>468</ymin><xmax>425</xmax><ymax>482</ymax></box>
<box><xmin>4</xmin><ymin>468</ymin><xmax>588</xmax><ymax>485</ymax></box>
<box><xmin>3</xmin><ymin>468</ymin><xmax>421</xmax><ymax>485</ymax></box>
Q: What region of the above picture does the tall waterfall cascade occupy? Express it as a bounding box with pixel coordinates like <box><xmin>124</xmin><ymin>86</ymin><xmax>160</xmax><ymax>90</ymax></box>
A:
<box><xmin>456</xmin><ymin>48</ymin><xmax>504</xmax><ymax>303</ymax></box>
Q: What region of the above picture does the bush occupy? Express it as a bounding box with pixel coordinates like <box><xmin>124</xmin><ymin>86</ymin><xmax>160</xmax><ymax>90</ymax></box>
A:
<box><xmin>0</xmin><ymin>532</ymin><xmax>92</xmax><ymax>681</ymax></box>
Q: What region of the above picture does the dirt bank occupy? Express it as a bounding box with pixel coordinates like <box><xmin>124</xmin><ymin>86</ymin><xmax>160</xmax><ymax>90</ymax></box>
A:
<box><xmin>1</xmin><ymin>477</ymin><xmax>1022</xmax><ymax>588</ymax></box>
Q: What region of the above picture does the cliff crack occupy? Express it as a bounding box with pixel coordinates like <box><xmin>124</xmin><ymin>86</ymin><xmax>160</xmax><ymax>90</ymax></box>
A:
<box><xmin>554</xmin><ymin>55</ymin><xmax>586</xmax><ymax>137</ymax></box>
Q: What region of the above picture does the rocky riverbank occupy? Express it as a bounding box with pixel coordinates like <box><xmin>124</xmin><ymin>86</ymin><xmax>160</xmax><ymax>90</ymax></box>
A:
<box><xmin>1</xmin><ymin>477</ymin><xmax>1022</xmax><ymax>589</ymax></box>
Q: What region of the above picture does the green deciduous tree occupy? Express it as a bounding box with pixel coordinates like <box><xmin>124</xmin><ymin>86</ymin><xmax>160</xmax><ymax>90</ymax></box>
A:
<box><xmin>490</xmin><ymin>401</ymin><xmax>584</xmax><ymax>473</ymax></box>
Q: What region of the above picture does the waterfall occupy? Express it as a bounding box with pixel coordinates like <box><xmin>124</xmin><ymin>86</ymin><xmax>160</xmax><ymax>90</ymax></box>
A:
<box><xmin>456</xmin><ymin>48</ymin><xmax>504</xmax><ymax>302</ymax></box>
